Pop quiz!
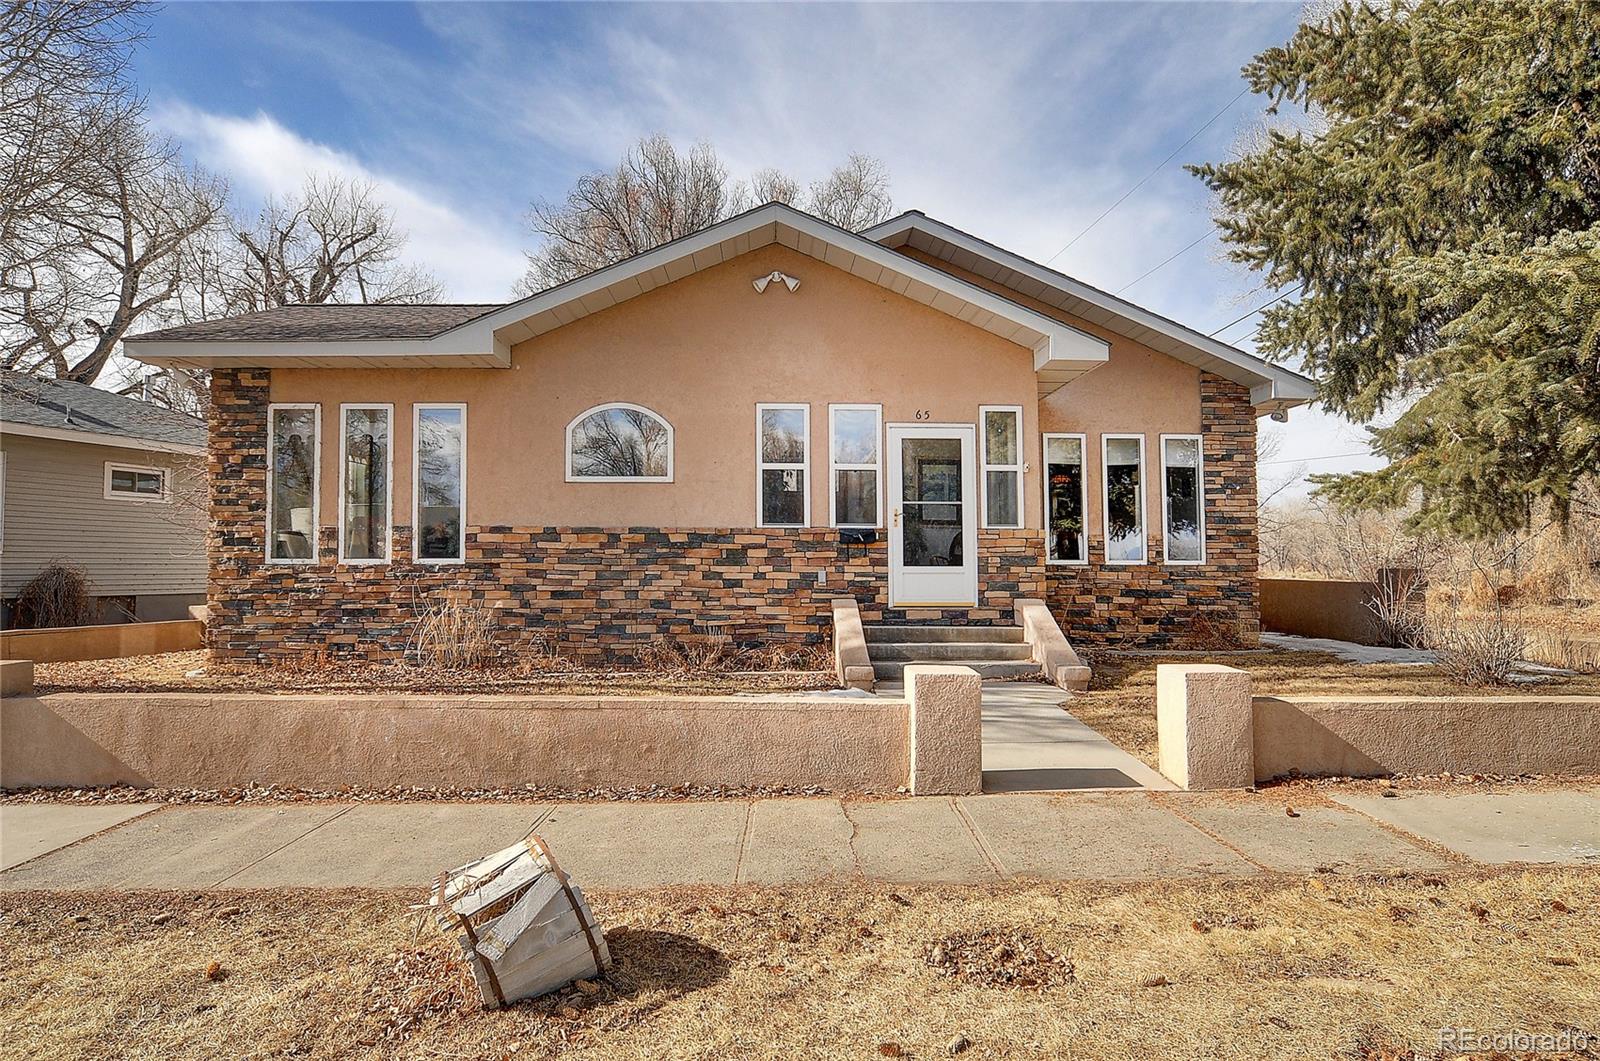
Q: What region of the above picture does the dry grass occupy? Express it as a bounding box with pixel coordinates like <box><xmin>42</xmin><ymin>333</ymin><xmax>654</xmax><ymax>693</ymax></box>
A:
<box><xmin>1</xmin><ymin>873</ymin><xmax>1596</xmax><ymax>1060</ymax></box>
<box><xmin>1069</xmin><ymin>651</ymin><xmax>1600</xmax><ymax>771</ymax></box>
<box><xmin>33</xmin><ymin>650</ymin><xmax>836</xmax><ymax>697</ymax></box>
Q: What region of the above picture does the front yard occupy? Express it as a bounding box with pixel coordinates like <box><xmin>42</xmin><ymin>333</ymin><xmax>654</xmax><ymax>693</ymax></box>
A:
<box><xmin>3</xmin><ymin>871</ymin><xmax>1595</xmax><ymax>1060</ymax></box>
<box><xmin>1070</xmin><ymin>650</ymin><xmax>1600</xmax><ymax>773</ymax></box>
<box><xmin>31</xmin><ymin>648</ymin><xmax>836</xmax><ymax>697</ymax></box>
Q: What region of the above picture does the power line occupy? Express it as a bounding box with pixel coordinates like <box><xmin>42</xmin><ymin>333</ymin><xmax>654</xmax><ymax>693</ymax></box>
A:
<box><xmin>1043</xmin><ymin>86</ymin><xmax>1249</xmax><ymax>265</ymax></box>
<box><xmin>1114</xmin><ymin>231</ymin><xmax>1210</xmax><ymax>294</ymax></box>
<box><xmin>1208</xmin><ymin>289</ymin><xmax>1293</xmax><ymax>338</ymax></box>
<box><xmin>1260</xmin><ymin>451</ymin><xmax>1372</xmax><ymax>466</ymax></box>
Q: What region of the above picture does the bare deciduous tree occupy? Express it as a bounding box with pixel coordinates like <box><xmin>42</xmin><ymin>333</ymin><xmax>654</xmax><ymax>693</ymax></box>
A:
<box><xmin>220</xmin><ymin>174</ymin><xmax>443</xmax><ymax>311</ymax></box>
<box><xmin>518</xmin><ymin>136</ymin><xmax>894</xmax><ymax>294</ymax></box>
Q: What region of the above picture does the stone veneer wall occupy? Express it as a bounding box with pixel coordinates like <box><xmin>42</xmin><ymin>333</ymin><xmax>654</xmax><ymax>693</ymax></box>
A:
<box><xmin>1045</xmin><ymin>373</ymin><xmax>1260</xmax><ymax>647</ymax></box>
<box><xmin>208</xmin><ymin>369</ymin><xmax>1043</xmax><ymax>662</ymax></box>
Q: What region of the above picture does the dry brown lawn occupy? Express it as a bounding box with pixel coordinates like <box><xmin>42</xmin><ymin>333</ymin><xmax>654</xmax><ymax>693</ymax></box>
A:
<box><xmin>1069</xmin><ymin>650</ymin><xmax>1600</xmax><ymax>772</ymax></box>
<box><xmin>32</xmin><ymin>650</ymin><xmax>836</xmax><ymax>697</ymax></box>
<box><xmin>2</xmin><ymin>872</ymin><xmax>1596</xmax><ymax>1060</ymax></box>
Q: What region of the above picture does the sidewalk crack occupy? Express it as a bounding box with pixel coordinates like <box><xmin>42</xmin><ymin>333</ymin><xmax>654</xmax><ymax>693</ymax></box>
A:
<box><xmin>951</xmin><ymin>797</ymin><xmax>1007</xmax><ymax>880</ymax></box>
<box><xmin>732</xmin><ymin>801</ymin><xmax>756</xmax><ymax>884</ymax></box>
<box><xmin>1152</xmin><ymin>793</ymin><xmax>1275</xmax><ymax>873</ymax></box>
<box><xmin>213</xmin><ymin>804</ymin><xmax>355</xmax><ymax>887</ymax></box>
<box><xmin>838</xmin><ymin>800</ymin><xmax>866</xmax><ymax>879</ymax></box>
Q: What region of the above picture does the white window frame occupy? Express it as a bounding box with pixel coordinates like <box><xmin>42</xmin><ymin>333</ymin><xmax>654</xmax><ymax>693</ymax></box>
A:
<box><xmin>979</xmin><ymin>405</ymin><xmax>1024</xmax><ymax>529</ymax></box>
<box><xmin>1159</xmin><ymin>433</ymin><xmax>1206</xmax><ymax>566</ymax></box>
<box><xmin>338</xmin><ymin>402</ymin><xmax>394</xmax><ymax>566</ymax></box>
<box><xmin>103</xmin><ymin>461</ymin><xmax>169</xmax><ymax>503</ymax></box>
<box><xmin>564</xmin><ymin>402</ymin><xmax>674</xmax><ymax>483</ymax></box>
<box><xmin>1042</xmin><ymin>432</ymin><xmax>1088</xmax><ymax>567</ymax></box>
<box><xmin>266</xmin><ymin>403</ymin><xmax>322</xmax><ymax>565</ymax></box>
<box><xmin>413</xmin><ymin>402</ymin><xmax>468</xmax><ymax>565</ymax></box>
<box><xmin>828</xmin><ymin>403</ymin><xmax>883</xmax><ymax>529</ymax></box>
<box><xmin>1101</xmin><ymin>433</ymin><xmax>1147</xmax><ymax>565</ymax></box>
<box><xmin>755</xmin><ymin>402</ymin><xmax>810</xmax><ymax>528</ymax></box>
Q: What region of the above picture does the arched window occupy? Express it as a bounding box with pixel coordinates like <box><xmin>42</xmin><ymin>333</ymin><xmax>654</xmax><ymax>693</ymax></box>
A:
<box><xmin>565</xmin><ymin>403</ymin><xmax>674</xmax><ymax>482</ymax></box>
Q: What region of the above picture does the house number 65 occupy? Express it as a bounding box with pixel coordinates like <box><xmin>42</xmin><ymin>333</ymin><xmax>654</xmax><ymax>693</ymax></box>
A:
<box><xmin>914</xmin><ymin>409</ymin><xmax>930</xmax><ymax>420</ymax></box>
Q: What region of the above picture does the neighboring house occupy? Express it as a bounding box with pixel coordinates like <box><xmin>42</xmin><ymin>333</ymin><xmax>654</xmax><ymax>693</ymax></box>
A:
<box><xmin>123</xmin><ymin>203</ymin><xmax>1315</xmax><ymax>663</ymax></box>
<box><xmin>0</xmin><ymin>371</ymin><xmax>206</xmax><ymax>625</ymax></box>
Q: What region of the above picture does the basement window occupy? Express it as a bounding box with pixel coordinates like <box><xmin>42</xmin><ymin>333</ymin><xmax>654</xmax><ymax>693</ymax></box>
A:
<box><xmin>1102</xmin><ymin>434</ymin><xmax>1146</xmax><ymax>564</ymax></box>
<box><xmin>756</xmin><ymin>403</ymin><xmax>809</xmax><ymax>527</ymax></box>
<box><xmin>1161</xmin><ymin>434</ymin><xmax>1205</xmax><ymax>564</ymax></box>
<box><xmin>104</xmin><ymin>462</ymin><xmax>168</xmax><ymax>502</ymax></box>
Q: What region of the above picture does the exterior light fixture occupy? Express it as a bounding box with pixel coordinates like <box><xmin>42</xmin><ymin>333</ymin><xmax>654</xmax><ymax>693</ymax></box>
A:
<box><xmin>752</xmin><ymin>271</ymin><xmax>800</xmax><ymax>293</ymax></box>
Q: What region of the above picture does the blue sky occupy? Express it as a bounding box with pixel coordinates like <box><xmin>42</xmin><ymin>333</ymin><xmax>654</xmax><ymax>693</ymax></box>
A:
<box><xmin>131</xmin><ymin>1</ymin><xmax>1380</xmax><ymax>493</ymax></box>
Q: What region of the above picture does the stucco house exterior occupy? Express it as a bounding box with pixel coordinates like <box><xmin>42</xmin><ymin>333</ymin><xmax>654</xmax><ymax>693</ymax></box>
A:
<box><xmin>123</xmin><ymin>204</ymin><xmax>1315</xmax><ymax>663</ymax></box>
<box><xmin>0</xmin><ymin>371</ymin><xmax>206</xmax><ymax>625</ymax></box>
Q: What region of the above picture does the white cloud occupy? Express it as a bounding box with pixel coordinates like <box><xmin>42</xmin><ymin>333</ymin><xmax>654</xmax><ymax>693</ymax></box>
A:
<box><xmin>152</xmin><ymin>103</ymin><xmax>526</xmax><ymax>302</ymax></box>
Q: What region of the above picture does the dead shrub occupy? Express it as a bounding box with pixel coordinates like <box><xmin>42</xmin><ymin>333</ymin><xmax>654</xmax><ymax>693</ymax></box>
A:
<box><xmin>12</xmin><ymin>563</ymin><xmax>96</xmax><ymax>629</ymax></box>
<box><xmin>1185</xmin><ymin>612</ymin><xmax>1247</xmax><ymax>650</ymax></box>
<box><xmin>1423</xmin><ymin>609</ymin><xmax>1528</xmax><ymax>687</ymax></box>
<box><xmin>633</xmin><ymin>628</ymin><xmax>734</xmax><ymax>674</ymax></box>
<box><xmin>1366</xmin><ymin>567</ymin><xmax>1429</xmax><ymax>648</ymax></box>
<box><xmin>406</xmin><ymin>597</ymin><xmax>500</xmax><ymax>669</ymax></box>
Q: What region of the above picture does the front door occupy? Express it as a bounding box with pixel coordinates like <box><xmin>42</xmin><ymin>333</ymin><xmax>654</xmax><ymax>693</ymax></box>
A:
<box><xmin>887</xmin><ymin>423</ymin><xmax>978</xmax><ymax>608</ymax></box>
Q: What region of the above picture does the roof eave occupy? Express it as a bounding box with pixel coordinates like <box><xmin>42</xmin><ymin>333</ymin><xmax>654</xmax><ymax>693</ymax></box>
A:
<box><xmin>0</xmin><ymin>420</ymin><xmax>205</xmax><ymax>455</ymax></box>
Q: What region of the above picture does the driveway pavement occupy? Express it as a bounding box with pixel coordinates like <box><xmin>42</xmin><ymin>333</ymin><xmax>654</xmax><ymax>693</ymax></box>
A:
<box><xmin>5</xmin><ymin>786</ymin><xmax>1593</xmax><ymax>891</ymax></box>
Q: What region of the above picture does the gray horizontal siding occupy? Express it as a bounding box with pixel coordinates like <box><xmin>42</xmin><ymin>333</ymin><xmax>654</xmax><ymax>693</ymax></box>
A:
<box><xmin>0</xmin><ymin>433</ymin><xmax>206</xmax><ymax>597</ymax></box>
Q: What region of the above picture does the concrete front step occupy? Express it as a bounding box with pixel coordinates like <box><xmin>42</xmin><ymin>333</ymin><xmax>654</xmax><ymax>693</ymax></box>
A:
<box><xmin>863</xmin><ymin>625</ymin><xmax>1026</xmax><ymax>644</ymax></box>
<box><xmin>871</xmin><ymin>660</ymin><xmax>1042</xmax><ymax>681</ymax></box>
<box><xmin>870</xmin><ymin>641</ymin><xmax>1034</xmax><ymax>662</ymax></box>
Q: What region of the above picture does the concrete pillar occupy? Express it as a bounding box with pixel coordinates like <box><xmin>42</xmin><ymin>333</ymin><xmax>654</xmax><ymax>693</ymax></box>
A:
<box><xmin>0</xmin><ymin>659</ymin><xmax>33</xmax><ymax>697</ymax></box>
<box><xmin>1156</xmin><ymin>663</ymin><xmax>1254</xmax><ymax>790</ymax></box>
<box><xmin>830</xmin><ymin>597</ymin><xmax>875</xmax><ymax>691</ymax></box>
<box><xmin>905</xmin><ymin>664</ymin><xmax>982</xmax><ymax>795</ymax></box>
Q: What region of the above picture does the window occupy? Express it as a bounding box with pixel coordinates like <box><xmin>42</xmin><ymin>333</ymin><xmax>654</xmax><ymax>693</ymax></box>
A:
<box><xmin>829</xmin><ymin>404</ymin><xmax>881</xmax><ymax>528</ymax></box>
<box><xmin>415</xmin><ymin>404</ymin><xmax>466</xmax><ymax>563</ymax></box>
<box><xmin>565</xmin><ymin>403</ymin><xmax>673</xmax><ymax>482</ymax></box>
<box><xmin>980</xmin><ymin>405</ymin><xmax>1023</xmax><ymax>528</ymax></box>
<box><xmin>1043</xmin><ymin>433</ymin><xmax>1087</xmax><ymax>564</ymax></box>
<box><xmin>268</xmin><ymin>404</ymin><xmax>320</xmax><ymax>562</ymax></box>
<box><xmin>756</xmin><ymin>403</ymin><xmax>809</xmax><ymax>527</ymax></box>
<box><xmin>104</xmin><ymin>462</ymin><xmax>167</xmax><ymax>502</ymax></box>
<box><xmin>1161</xmin><ymin>434</ymin><xmax>1205</xmax><ymax>563</ymax></box>
<box><xmin>1102</xmin><ymin>434</ymin><xmax>1146</xmax><ymax>564</ymax></box>
<box><xmin>340</xmin><ymin>404</ymin><xmax>392</xmax><ymax>563</ymax></box>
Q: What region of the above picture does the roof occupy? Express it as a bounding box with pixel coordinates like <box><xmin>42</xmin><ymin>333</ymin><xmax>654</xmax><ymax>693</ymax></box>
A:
<box><xmin>121</xmin><ymin>201</ymin><xmax>1315</xmax><ymax>411</ymax></box>
<box><xmin>126</xmin><ymin>303</ymin><xmax>501</xmax><ymax>343</ymax></box>
<box><xmin>0</xmin><ymin>371</ymin><xmax>206</xmax><ymax>453</ymax></box>
<box><xmin>863</xmin><ymin>211</ymin><xmax>1316</xmax><ymax>411</ymax></box>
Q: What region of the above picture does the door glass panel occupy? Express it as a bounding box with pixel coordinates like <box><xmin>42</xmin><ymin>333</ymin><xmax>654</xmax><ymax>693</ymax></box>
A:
<box><xmin>901</xmin><ymin>436</ymin><xmax>964</xmax><ymax>568</ymax></box>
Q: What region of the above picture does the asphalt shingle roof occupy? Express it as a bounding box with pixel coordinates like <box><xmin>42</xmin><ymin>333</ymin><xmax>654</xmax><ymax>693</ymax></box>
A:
<box><xmin>0</xmin><ymin>371</ymin><xmax>206</xmax><ymax>448</ymax></box>
<box><xmin>125</xmin><ymin>303</ymin><xmax>503</xmax><ymax>343</ymax></box>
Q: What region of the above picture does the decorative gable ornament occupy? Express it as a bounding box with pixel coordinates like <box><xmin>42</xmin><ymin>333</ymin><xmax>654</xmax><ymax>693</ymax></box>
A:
<box><xmin>752</xmin><ymin>271</ymin><xmax>800</xmax><ymax>293</ymax></box>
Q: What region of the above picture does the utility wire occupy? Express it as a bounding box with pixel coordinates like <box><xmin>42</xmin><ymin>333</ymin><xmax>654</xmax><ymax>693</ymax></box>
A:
<box><xmin>1260</xmin><ymin>451</ymin><xmax>1371</xmax><ymax>466</ymax></box>
<box><xmin>1043</xmin><ymin>86</ymin><xmax>1250</xmax><ymax>265</ymax></box>
<box><xmin>1114</xmin><ymin>231</ymin><xmax>1210</xmax><ymax>294</ymax></box>
<box><xmin>1208</xmin><ymin>289</ymin><xmax>1293</xmax><ymax>338</ymax></box>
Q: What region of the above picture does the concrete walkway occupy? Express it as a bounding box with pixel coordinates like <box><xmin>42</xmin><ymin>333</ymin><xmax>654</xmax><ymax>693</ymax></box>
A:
<box><xmin>878</xmin><ymin>680</ymin><xmax>1172</xmax><ymax>793</ymax></box>
<box><xmin>4</xmin><ymin>787</ymin><xmax>1594</xmax><ymax>891</ymax></box>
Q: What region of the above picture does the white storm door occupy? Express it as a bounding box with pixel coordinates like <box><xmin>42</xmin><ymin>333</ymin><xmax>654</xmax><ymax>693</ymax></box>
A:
<box><xmin>887</xmin><ymin>423</ymin><xmax>978</xmax><ymax>608</ymax></box>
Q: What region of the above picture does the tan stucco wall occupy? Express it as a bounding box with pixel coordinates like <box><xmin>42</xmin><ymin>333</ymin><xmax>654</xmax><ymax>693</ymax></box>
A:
<box><xmin>897</xmin><ymin>247</ymin><xmax>1204</xmax><ymax>544</ymax></box>
<box><xmin>1252</xmin><ymin>696</ymin><xmax>1600</xmax><ymax>781</ymax></box>
<box><xmin>1</xmin><ymin>692</ymin><xmax>912</xmax><ymax>792</ymax></box>
<box><xmin>0</xmin><ymin>619</ymin><xmax>203</xmax><ymax>664</ymax></box>
<box><xmin>270</xmin><ymin>244</ymin><xmax>1041</xmax><ymax>530</ymax></box>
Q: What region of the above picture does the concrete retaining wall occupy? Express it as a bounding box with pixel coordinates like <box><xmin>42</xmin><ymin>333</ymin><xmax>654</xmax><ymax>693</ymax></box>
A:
<box><xmin>0</xmin><ymin>619</ymin><xmax>203</xmax><ymax>664</ymax></box>
<box><xmin>1253</xmin><ymin>695</ymin><xmax>1600</xmax><ymax>780</ymax></box>
<box><xmin>1260</xmin><ymin>578</ymin><xmax>1386</xmax><ymax>644</ymax></box>
<box><xmin>0</xmin><ymin>669</ymin><xmax>984</xmax><ymax>794</ymax></box>
<box><xmin>1155</xmin><ymin>663</ymin><xmax>1600</xmax><ymax>787</ymax></box>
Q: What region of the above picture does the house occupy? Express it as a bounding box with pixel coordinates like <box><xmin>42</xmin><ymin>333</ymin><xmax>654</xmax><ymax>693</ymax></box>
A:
<box><xmin>0</xmin><ymin>371</ymin><xmax>206</xmax><ymax>625</ymax></box>
<box><xmin>122</xmin><ymin>203</ymin><xmax>1315</xmax><ymax>664</ymax></box>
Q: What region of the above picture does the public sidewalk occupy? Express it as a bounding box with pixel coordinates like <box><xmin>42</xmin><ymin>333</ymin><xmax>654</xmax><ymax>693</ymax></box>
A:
<box><xmin>3</xmin><ymin>786</ymin><xmax>1596</xmax><ymax>891</ymax></box>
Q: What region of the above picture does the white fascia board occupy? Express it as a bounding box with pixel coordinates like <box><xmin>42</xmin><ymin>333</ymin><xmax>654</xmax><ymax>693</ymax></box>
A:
<box><xmin>0</xmin><ymin>420</ymin><xmax>204</xmax><ymax>455</ymax></box>
<box><xmin>122</xmin><ymin>330</ymin><xmax>510</xmax><ymax>369</ymax></box>
<box><xmin>864</xmin><ymin>212</ymin><xmax>1317</xmax><ymax>407</ymax></box>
